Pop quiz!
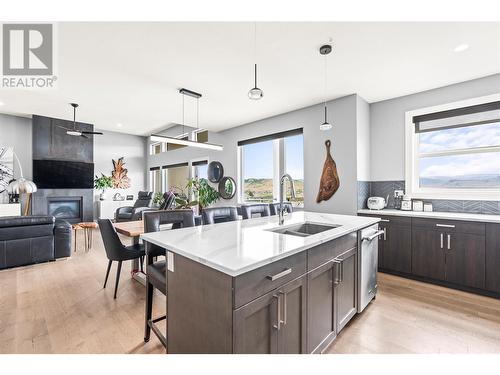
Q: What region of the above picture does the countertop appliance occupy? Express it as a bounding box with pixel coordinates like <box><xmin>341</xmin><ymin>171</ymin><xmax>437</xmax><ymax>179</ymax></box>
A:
<box><xmin>358</xmin><ymin>224</ymin><xmax>384</xmax><ymax>312</ymax></box>
<box><xmin>367</xmin><ymin>195</ymin><xmax>388</xmax><ymax>210</ymax></box>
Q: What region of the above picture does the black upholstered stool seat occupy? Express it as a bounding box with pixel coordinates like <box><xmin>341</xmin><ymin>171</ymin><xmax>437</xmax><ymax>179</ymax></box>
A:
<box><xmin>146</xmin><ymin>260</ymin><xmax>166</xmax><ymax>295</ymax></box>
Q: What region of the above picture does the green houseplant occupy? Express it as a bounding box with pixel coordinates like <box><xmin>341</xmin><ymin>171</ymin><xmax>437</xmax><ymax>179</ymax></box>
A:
<box><xmin>94</xmin><ymin>174</ymin><xmax>113</xmax><ymax>201</ymax></box>
<box><xmin>187</xmin><ymin>178</ymin><xmax>219</xmax><ymax>210</ymax></box>
<box><xmin>152</xmin><ymin>192</ymin><xmax>165</xmax><ymax>207</ymax></box>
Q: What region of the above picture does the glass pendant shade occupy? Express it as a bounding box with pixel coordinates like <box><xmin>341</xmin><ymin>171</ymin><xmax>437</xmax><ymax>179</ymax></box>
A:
<box><xmin>320</xmin><ymin>105</ymin><xmax>332</xmax><ymax>131</ymax></box>
<box><xmin>248</xmin><ymin>63</ymin><xmax>263</xmax><ymax>100</ymax></box>
<box><xmin>248</xmin><ymin>87</ymin><xmax>264</xmax><ymax>100</ymax></box>
<box><xmin>319</xmin><ymin>121</ymin><xmax>332</xmax><ymax>131</ymax></box>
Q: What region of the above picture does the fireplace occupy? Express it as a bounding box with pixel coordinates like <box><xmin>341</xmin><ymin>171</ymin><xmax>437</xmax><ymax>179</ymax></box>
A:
<box><xmin>47</xmin><ymin>197</ymin><xmax>82</xmax><ymax>223</ymax></box>
<box><xmin>32</xmin><ymin>189</ymin><xmax>93</xmax><ymax>222</ymax></box>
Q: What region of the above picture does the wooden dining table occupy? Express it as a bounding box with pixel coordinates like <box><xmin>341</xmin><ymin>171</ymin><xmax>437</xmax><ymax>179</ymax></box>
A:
<box><xmin>113</xmin><ymin>220</ymin><xmax>146</xmax><ymax>285</ymax></box>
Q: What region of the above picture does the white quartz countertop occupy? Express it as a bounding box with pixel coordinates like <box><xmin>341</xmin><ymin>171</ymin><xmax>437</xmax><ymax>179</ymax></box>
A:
<box><xmin>140</xmin><ymin>211</ymin><xmax>379</xmax><ymax>277</ymax></box>
<box><xmin>358</xmin><ymin>208</ymin><xmax>500</xmax><ymax>223</ymax></box>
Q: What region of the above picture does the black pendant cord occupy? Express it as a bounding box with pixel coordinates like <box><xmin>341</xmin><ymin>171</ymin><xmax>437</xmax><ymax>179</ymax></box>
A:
<box><xmin>73</xmin><ymin>106</ymin><xmax>76</xmax><ymax>129</ymax></box>
<box><xmin>254</xmin><ymin>64</ymin><xmax>257</xmax><ymax>88</ymax></box>
<box><xmin>324</xmin><ymin>106</ymin><xmax>327</xmax><ymax>124</ymax></box>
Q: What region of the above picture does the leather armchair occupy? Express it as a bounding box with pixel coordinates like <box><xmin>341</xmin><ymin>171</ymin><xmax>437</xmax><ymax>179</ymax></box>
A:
<box><xmin>0</xmin><ymin>215</ymin><xmax>72</xmax><ymax>270</ymax></box>
<box><xmin>115</xmin><ymin>191</ymin><xmax>153</xmax><ymax>222</ymax></box>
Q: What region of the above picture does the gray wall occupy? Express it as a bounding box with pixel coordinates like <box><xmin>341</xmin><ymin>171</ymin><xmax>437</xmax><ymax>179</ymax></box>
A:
<box><xmin>370</xmin><ymin>73</ymin><xmax>500</xmax><ymax>181</ymax></box>
<box><xmin>94</xmin><ymin>129</ymin><xmax>148</xmax><ymax>217</ymax></box>
<box><xmin>149</xmin><ymin>94</ymin><xmax>364</xmax><ymax>215</ymax></box>
<box><xmin>0</xmin><ymin>113</ymin><xmax>147</xmax><ymax>216</ymax></box>
<box><xmin>0</xmin><ymin>113</ymin><xmax>32</xmax><ymax>180</ymax></box>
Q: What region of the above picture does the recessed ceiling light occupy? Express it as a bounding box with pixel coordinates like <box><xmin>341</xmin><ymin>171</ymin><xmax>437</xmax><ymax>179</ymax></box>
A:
<box><xmin>0</xmin><ymin>101</ymin><xmax>4</xmax><ymax>106</ymax></box>
<box><xmin>454</xmin><ymin>43</ymin><xmax>469</xmax><ymax>52</ymax></box>
<box><xmin>116</xmin><ymin>123</ymin><xmax>123</xmax><ymax>128</ymax></box>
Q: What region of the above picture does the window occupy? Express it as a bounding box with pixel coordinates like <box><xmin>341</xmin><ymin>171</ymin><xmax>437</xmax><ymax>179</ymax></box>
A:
<box><xmin>406</xmin><ymin>95</ymin><xmax>500</xmax><ymax>200</ymax></box>
<box><xmin>167</xmin><ymin>134</ymin><xmax>189</xmax><ymax>151</ymax></box>
<box><xmin>149</xmin><ymin>167</ymin><xmax>162</xmax><ymax>194</ymax></box>
<box><xmin>239</xmin><ymin>129</ymin><xmax>304</xmax><ymax>206</ymax></box>
<box><xmin>150</xmin><ymin>142</ymin><xmax>164</xmax><ymax>155</ymax></box>
<box><xmin>163</xmin><ymin>163</ymin><xmax>189</xmax><ymax>198</ymax></box>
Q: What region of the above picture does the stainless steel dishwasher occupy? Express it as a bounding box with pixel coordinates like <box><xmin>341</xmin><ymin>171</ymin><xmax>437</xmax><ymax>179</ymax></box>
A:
<box><xmin>357</xmin><ymin>224</ymin><xmax>384</xmax><ymax>312</ymax></box>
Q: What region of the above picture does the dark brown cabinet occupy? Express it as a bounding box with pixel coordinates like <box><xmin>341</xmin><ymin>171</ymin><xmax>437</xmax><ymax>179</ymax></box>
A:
<box><xmin>486</xmin><ymin>223</ymin><xmax>500</xmax><ymax>293</ymax></box>
<box><xmin>335</xmin><ymin>247</ymin><xmax>357</xmax><ymax>333</ymax></box>
<box><xmin>445</xmin><ymin>232</ymin><xmax>485</xmax><ymax>289</ymax></box>
<box><xmin>307</xmin><ymin>260</ymin><xmax>336</xmax><ymax>353</ymax></box>
<box><xmin>233</xmin><ymin>275</ymin><xmax>307</xmax><ymax>354</ymax></box>
<box><xmin>411</xmin><ymin>227</ymin><xmax>445</xmax><ymax>280</ymax></box>
<box><xmin>233</xmin><ymin>289</ymin><xmax>279</xmax><ymax>353</ymax></box>
<box><xmin>361</xmin><ymin>215</ymin><xmax>411</xmax><ymax>274</ymax></box>
<box><xmin>277</xmin><ymin>276</ymin><xmax>307</xmax><ymax>354</ymax></box>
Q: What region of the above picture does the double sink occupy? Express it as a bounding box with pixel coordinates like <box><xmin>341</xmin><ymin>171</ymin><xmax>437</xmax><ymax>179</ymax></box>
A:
<box><xmin>266</xmin><ymin>222</ymin><xmax>341</xmax><ymax>237</ymax></box>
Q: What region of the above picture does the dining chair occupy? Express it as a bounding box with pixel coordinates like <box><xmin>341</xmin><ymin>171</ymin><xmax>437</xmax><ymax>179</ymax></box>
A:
<box><xmin>201</xmin><ymin>206</ymin><xmax>238</xmax><ymax>224</ymax></box>
<box><xmin>269</xmin><ymin>202</ymin><xmax>294</xmax><ymax>216</ymax></box>
<box><xmin>142</xmin><ymin>209</ymin><xmax>195</xmax><ymax>347</ymax></box>
<box><xmin>98</xmin><ymin>219</ymin><xmax>145</xmax><ymax>299</ymax></box>
<box><xmin>240</xmin><ymin>204</ymin><xmax>271</xmax><ymax>219</ymax></box>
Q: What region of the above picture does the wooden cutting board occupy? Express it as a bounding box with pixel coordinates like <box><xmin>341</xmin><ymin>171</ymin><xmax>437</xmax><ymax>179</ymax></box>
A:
<box><xmin>316</xmin><ymin>140</ymin><xmax>340</xmax><ymax>203</ymax></box>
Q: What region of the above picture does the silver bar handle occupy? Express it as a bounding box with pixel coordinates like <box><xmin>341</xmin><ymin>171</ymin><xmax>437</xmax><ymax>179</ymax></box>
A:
<box><xmin>273</xmin><ymin>294</ymin><xmax>281</xmax><ymax>330</ymax></box>
<box><xmin>383</xmin><ymin>227</ymin><xmax>387</xmax><ymax>241</ymax></box>
<box><xmin>333</xmin><ymin>259</ymin><xmax>342</xmax><ymax>284</ymax></box>
<box><xmin>279</xmin><ymin>291</ymin><xmax>287</xmax><ymax>325</ymax></box>
<box><xmin>363</xmin><ymin>229</ymin><xmax>385</xmax><ymax>242</ymax></box>
<box><xmin>447</xmin><ymin>234</ymin><xmax>451</xmax><ymax>250</ymax></box>
<box><xmin>436</xmin><ymin>224</ymin><xmax>455</xmax><ymax>228</ymax></box>
<box><xmin>440</xmin><ymin>233</ymin><xmax>443</xmax><ymax>249</ymax></box>
<box><xmin>380</xmin><ymin>219</ymin><xmax>390</xmax><ymax>222</ymax></box>
<box><xmin>267</xmin><ymin>268</ymin><xmax>292</xmax><ymax>281</ymax></box>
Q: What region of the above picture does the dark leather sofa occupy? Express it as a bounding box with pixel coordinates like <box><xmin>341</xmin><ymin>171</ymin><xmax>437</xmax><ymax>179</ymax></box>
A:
<box><xmin>0</xmin><ymin>216</ymin><xmax>72</xmax><ymax>270</ymax></box>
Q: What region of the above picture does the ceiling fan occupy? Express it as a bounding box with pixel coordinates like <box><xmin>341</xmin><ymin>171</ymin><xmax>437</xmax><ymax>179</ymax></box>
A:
<box><xmin>57</xmin><ymin>103</ymin><xmax>103</xmax><ymax>138</ymax></box>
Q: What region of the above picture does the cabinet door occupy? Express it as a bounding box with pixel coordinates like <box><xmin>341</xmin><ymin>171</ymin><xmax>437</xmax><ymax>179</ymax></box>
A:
<box><xmin>378</xmin><ymin>222</ymin><xmax>386</xmax><ymax>269</ymax></box>
<box><xmin>233</xmin><ymin>289</ymin><xmax>279</xmax><ymax>353</ymax></box>
<box><xmin>412</xmin><ymin>228</ymin><xmax>445</xmax><ymax>281</ymax></box>
<box><xmin>335</xmin><ymin>247</ymin><xmax>357</xmax><ymax>332</ymax></box>
<box><xmin>277</xmin><ymin>275</ymin><xmax>307</xmax><ymax>354</ymax></box>
<box><xmin>383</xmin><ymin>224</ymin><xmax>412</xmax><ymax>273</ymax></box>
<box><xmin>486</xmin><ymin>223</ymin><xmax>500</xmax><ymax>293</ymax></box>
<box><xmin>445</xmin><ymin>232</ymin><xmax>485</xmax><ymax>289</ymax></box>
<box><xmin>307</xmin><ymin>261</ymin><xmax>335</xmax><ymax>353</ymax></box>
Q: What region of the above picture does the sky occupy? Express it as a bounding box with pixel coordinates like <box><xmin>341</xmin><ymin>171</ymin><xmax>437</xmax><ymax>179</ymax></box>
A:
<box><xmin>243</xmin><ymin>134</ymin><xmax>304</xmax><ymax>180</ymax></box>
<box><xmin>419</xmin><ymin>122</ymin><xmax>500</xmax><ymax>178</ymax></box>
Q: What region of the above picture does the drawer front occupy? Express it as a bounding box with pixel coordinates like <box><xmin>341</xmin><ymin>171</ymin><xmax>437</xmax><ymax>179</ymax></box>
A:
<box><xmin>307</xmin><ymin>233</ymin><xmax>357</xmax><ymax>271</ymax></box>
<box><xmin>359</xmin><ymin>213</ymin><xmax>411</xmax><ymax>227</ymax></box>
<box><xmin>412</xmin><ymin>218</ymin><xmax>485</xmax><ymax>235</ymax></box>
<box><xmin>234</xmin><ymin>252</ymin><xmax>306</xmax><ymax>309</ymax></box>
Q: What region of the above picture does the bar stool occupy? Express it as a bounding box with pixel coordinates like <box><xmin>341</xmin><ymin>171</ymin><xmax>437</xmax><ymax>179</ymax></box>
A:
<box><xmin>143</xmin><ymin>209</ymin><xmax>195</xmax><ymax>348</ymax></box>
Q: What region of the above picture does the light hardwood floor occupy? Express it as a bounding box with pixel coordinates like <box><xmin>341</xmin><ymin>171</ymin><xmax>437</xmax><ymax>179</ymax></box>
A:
<box><xmin>1</xmin><ymin>228</ymin><xmax>500</xmax><ymax>354</ymax></box>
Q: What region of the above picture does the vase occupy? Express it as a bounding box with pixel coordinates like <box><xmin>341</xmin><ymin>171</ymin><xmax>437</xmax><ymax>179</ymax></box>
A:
<box><xmin>100</xmin><ymin>192</ymin><xmax>107</xmax><ymax>201</ymax></box>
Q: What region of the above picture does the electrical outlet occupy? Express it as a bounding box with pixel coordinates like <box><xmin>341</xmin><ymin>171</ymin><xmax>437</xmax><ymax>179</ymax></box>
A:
<box><xmin>394</xmin><ymin>190</ymin><xmax>404</xmax><ymax>198</ymax></box>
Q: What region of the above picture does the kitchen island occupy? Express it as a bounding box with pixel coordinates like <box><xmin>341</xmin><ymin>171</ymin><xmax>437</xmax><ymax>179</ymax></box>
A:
<box><xmin>141</xmin><ymin>211</ymin><xmax>380</xmax><ymax>353</ymax></box>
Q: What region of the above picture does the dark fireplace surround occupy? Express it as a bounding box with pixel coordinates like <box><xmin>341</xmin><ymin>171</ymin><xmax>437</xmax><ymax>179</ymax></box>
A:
<box><xmin>31</xmin><ymin>115</ymin><xmax>95</xmax><ymax>222</ymax></box>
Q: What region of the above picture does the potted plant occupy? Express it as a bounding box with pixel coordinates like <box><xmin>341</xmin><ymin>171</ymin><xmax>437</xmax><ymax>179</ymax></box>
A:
<box><xmin>152</xmin><ymin>192</ymin><xmax>165</xmax><ymax>208</ymax></box>
<box><xmin>94</xmin><ymin>174</ymin><xmax>113</xmax><ymax>201</ymax></box>
<box><xmin>187</xmin><ymin>178</ymin><xmax>220</xmax><ymax>211</ymax></box>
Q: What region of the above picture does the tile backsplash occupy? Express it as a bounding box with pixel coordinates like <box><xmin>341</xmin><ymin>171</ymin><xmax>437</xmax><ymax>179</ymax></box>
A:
<box><xmin>357</xmin><ymin>180</ymin><xmax>500</xmax><ymax>215</ymax></box>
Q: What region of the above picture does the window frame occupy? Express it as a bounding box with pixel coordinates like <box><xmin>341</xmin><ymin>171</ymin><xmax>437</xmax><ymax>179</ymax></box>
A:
<box><xmin>405</xmin><ymin>93</ymin><xmax>500</xmax><ymax>201</ymax></box>
<box><xmin>238</xmin><ymin>133</ymin><xmax>304</xmax><ymax>206</ymax></box>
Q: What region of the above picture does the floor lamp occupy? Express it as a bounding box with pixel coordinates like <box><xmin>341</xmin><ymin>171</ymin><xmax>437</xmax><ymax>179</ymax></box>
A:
<box><xmin>7</xmin><ymin>152</ymin><xmax>37</xmax><ymax>216</ymax></box>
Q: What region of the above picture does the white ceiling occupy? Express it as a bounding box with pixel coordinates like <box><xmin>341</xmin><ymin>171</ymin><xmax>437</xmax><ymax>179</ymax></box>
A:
<box><xmin>0</xmin><ymin>22</ymin><xmax>499</xmax><ymax>135</ymax></box>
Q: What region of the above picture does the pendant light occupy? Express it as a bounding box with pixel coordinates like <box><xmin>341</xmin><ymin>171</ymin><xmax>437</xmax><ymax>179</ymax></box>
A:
<box><xmin>151</xmin><ymin>88</ymin><xmax>223</xmax><ymax>151</ymax></box>
<box><xmin>319</xmin><ymin>44</ymin><xmax>332</xmax><ymax>131</ymax></box>
<box><xmin>248</xmin><ymin>23</ymin><xmax>264</xmax><ymax>100</ymax></box>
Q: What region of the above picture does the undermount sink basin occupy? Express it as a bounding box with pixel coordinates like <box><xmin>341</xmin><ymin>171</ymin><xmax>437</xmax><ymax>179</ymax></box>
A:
<box><xmin>267</xmin><ymin>222</ymin><xmax>341</xmax><ymax>237</ymax></box>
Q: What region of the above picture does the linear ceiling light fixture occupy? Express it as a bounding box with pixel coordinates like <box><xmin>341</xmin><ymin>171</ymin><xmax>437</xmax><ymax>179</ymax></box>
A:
<box><xmin>248</xmin><ymin>22</ymin><xmax>264</xmax><ymax>100</ymax></box>
<box><xmin>319</xmin><ymin>44</ymin><xmax>333</xmax><ymax>131</ymax></box>
<box><xmin>151</xmin><ymin>88</ymin><xmax>223</xmax><ymax>151</ymax></box>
